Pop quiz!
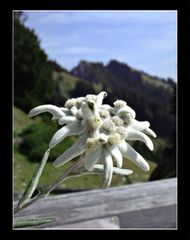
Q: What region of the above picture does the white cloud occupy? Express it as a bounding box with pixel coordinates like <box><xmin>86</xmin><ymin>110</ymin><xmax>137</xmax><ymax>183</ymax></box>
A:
<box><xmin>35</xmin><ymin>11</ymin><xmax>89</xmax><ymax>24</ymax></box>
<box><xmin>63</xmin><ymin>46</ymin><xmax>105</xmax><ymax>54</ymax></box>
<box><xmin>26</xmin><ymin>10</ymin><xmax>177</xmax><ymax>26</ymax></box>
<box><xmin>41</xmin><ymin>43</ymin><xmax>106</xmax><ymax>57</ymax></box>
<box><xmin>41</xmin><ymin>34</ymin><xmax>79</xmax><ymax>49</ymax></box>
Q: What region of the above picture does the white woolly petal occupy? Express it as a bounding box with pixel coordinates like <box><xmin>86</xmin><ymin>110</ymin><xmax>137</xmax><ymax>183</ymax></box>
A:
<box><xmin>70</xmin><ymin>106</ymin><xmax>78</xmax><ymax>116</ymax></box>
<box><xmin>86</xmin><ymin>94</ymin><xmax>97</xmax><ymax>102</ymax></box>
<box><xmin>111</xmin><ymin>167</ymin><xmax>133</xmax><ymax>176</ymax></box>
<box><xmin>108</xmin><ymin>145</ymin><xmax>123</xmax><ymax>168</ymax></box>
<box><xmin>81</xmin><ymin>101</ymin><xmax>96</xmax><ymax>120</ymax></box>
<box><xmin>58</xmin><ymin>116</ymin><xmax>77</xmax><ymax>125</ymax></box>
<box><xmin>28</xmin><ymin>105</ymin><xmax>65</xmax><ymax>119</ymax></box>
<box><xmin>84</xmin><ymin>146</ymin><xmax>102</xmax><ymax>171</ymax></box>
<box><xmin>100</xmin><ymin>104</ymin><xmax>113</xmax><ymax>111</ymax></box>
<box><xmin>118</xmin><ymin>140</ymin><xmax>150</xmax><ymax>171</ymax></box>
<box><xmin>76</xmin><ymin>97</ymin><xmax>85</xmax><ymax>108</ymax></box>
<box><xmin>130</xmin><ymin>120</ymin><xmax>150</xmax><ymax>131</ymax></box>
<box><xmin>96</xmin><ymin>91</ymin><xmax>107</xmax><ymax>107</ymax></box>
<box><xmin>143</xmin><ymin>127</ymin><xmax>157</xmax><ymax>138</ymax></box>
<box><xmin>76</xmin><ymin>96</ymin><xmax>85</xmax><ymax>102</ymax></box>
<box><xmin>53</xmin><ymin>134</ymin><xmax>87</xmax><ymax>167</ymax></box>
<box><xmin>60</xmin><ymin>107</ymin><xmax>71</xmax><ymax>115</ymax></box>
<box><xmin>75</xmin><ymin>109</ymin><xmax>83</xmax><ymax>120</ymax></box>
<box><xmin>49</xmin><ymin>121</ymin><xmax>84</xmax><ymax>149</ymax></box>
<box><xmin>125</xmin><ymin>129</ymin><xmax>154</xmax><ymax>151</ymax></box>
<box><xmin>118</xmin><ymin>106</ymin><xmax>136</xmax><ymax>119</ymax></box>
<box><xmin>103</xmin><ymin>149</ymin><xmax>113</xmax><ymax>189</ymax></box>
<box><xmin>93</xmin><ymin>164</ymin><xmax>133</xmax><ymax>176</ymax></box>
<box><xmin>91</xmin><ymin>129</ymin><xmax>100</xmax><ymax>139</ymax></box>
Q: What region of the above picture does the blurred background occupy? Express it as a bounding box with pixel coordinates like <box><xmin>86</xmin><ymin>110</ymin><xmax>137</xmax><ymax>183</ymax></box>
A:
<box><xmin>13</xmin><ymin>11</ymin><xmax>177</xmax><ymax>196</ymax></box>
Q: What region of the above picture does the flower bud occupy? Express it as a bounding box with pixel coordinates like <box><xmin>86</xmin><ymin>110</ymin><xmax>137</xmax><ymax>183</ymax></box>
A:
<box><xmin>64</xmin><ymin>98</ymin><xmax>77</xmax><ymax>108</ymax></box>
<box><xmin>108</xmin><ymin>133</ymin><xmax>121</xmax><ymax>145</ymax></box>
<box><xmin>113</xmin><ymin>100</ymin><xmax>127</xmax><ymax>110</ymax></box>
<box><xmin>86</xmin><ymin>137</ymin><xmax>97</xmax><ymax>149</ymax></box>
<box><xmin>118</xmin><ymin>106</ymin><xmax>136</xmax><ymax>119</ymax></box>
<box><xmin>123</xmin><ymin>113</ymin><xmax>134</xmax><ymax>125</ymax></box>
<box><xmin>116</xmin><ymin>126</ymin><xmax>128</xmax><ymax>139</ymax></box>
<box><xmin>88</xmin><ymin>115</ymin><xmax>103</xmax><ymax>129</ymax></box>
<box><xmin>111</xmin><ymin>116</ymin><xmax>124</xmax><ymax>126</ymax></box>
<box><xmin>101</xmin><ymin>119</ymin><xmax>115</xmax><ymax>134</ymax></box>
<box><xmin>98</xmin><ymin>109</ymin><xmax>110</xmax><ymax>119</ymax></box>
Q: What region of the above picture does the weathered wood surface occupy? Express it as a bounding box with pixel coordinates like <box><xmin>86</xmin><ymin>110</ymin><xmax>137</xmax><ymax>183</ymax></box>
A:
<box><xmin>16</xmin><ymin>216</ymin><xmax>120</xmax><ymax>229</ymax></box>
<box><xmin>14</xmin><ymin>178</ymin><xmax>177</xmax><ymax>229</ymax></box>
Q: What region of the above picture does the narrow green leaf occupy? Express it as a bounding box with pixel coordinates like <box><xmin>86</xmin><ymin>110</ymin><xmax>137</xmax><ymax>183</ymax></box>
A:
<box><xmin>14</xmin><ymin>216</ymin><xmax>57</xmax><ymax>228</ymax></box>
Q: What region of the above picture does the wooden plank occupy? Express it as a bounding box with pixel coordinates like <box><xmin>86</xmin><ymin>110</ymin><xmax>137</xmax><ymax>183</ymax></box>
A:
<box><xmin>14</xmin><ymin>178</ymin><xmax>177</xmax><ymax>228</ymax></box>
<box><xmin>24</xmin><ymin>216</ymin><xmax>120</xmax><ymax>229</ymax></box>
<box><xmin>15</xmin><ymin>216</ymin><xmax>120</xmax><ymax>229</ymax></box>
<box><xmin>118</xmin><ymin>205</ymin><xmax>176</xmax><ymax>228</ymax></box>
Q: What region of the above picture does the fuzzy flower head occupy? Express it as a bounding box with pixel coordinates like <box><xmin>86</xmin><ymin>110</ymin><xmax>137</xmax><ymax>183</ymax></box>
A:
<box><xmin>28</xmin><ymin>91</ymin><xmax>156</xmax><ymax>188</ymax></box>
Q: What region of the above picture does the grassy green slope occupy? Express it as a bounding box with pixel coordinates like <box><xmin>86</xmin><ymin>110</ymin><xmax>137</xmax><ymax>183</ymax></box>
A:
<box><xmin>14</xmin><ymin>106</ymin><xmax>41</xmax><ymax>133</ymax></box>
<box><xmin>53</xmin><ymin>71</ymin><xmax>79</xmax><ymax>99</ymax></box>
<box><xmin>53</xmin><ymin>70</ymin><xmax>104</xmax><ymax>98</ymax></box>
<box><xmin>141</xmin><ymin>73</ymin><xmax>172</xmax><ymax>91</ymax></box>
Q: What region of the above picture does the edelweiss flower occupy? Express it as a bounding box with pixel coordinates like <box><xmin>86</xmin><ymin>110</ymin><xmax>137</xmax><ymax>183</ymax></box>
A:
<box><xmin>28</xmin><ymin>91</ymin><xmax>156</xmax><ymax>188</ymax></box>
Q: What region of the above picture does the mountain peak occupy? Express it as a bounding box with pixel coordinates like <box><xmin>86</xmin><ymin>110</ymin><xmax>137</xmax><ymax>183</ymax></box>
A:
<box><xmin>107</xmin><ymin>59</ymin><xmax>129</xmax><ymax>67</ymax></box>
<box><xmin>71</xmin><ymin>59</ymin><xmax>175</xmax><ymax>88</ymax></box>
<box><xmin>71</xmin><ymin>60</ymin><xmax>104</xmax><ymax>83</ymax></box>
<box><xmin>78</xmin><ymin>60</ymin><xmax>90</xmax><ymax>66</ymax></box>
<box><xmin>78</xmin><ymin>60</ymin><xmax>104</xmax><ymax>67</ymax></box>
<box><xmin>72</xmin><ymin>60</ymin><xmax>89</xmax><ymax>77</ymax></box>
<box><xmin>106</xmin><ymin>59</ymin><xmax>131</xmax><ymax>77</ymax></box>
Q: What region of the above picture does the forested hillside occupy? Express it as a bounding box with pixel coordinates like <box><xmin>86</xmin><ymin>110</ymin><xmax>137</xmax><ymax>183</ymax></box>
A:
<box><xmin>71</xmin><ymin>60</ymin><xmax>175</xmax><ymax>141</ymax></box>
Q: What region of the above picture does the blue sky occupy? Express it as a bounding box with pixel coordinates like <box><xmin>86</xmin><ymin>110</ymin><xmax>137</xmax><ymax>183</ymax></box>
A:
<box><xmin>23</xmin><ymin>10</ymin><xmax>177</xmax><ymax>81</ymax></box>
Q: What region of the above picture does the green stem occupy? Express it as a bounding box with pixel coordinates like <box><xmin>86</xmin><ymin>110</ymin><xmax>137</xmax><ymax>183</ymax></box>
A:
<box><xmin>44</xmin><ymin>157</ymin><xmax>84</xmax><ymax>194</ymax></box>
<box><xmin>14</xmin><ymin>149</ymin><xmax>50</xmax><ymax>212</ymax></box>
<box><xmin>14</xmin><ymin>157</ymin><xmax>102</xmax><ymax>215</ymax></box>
<box><xmin>14</xmin><ymin>157</ymin><xmax>84</xmax><ymax>214</ymax></box>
